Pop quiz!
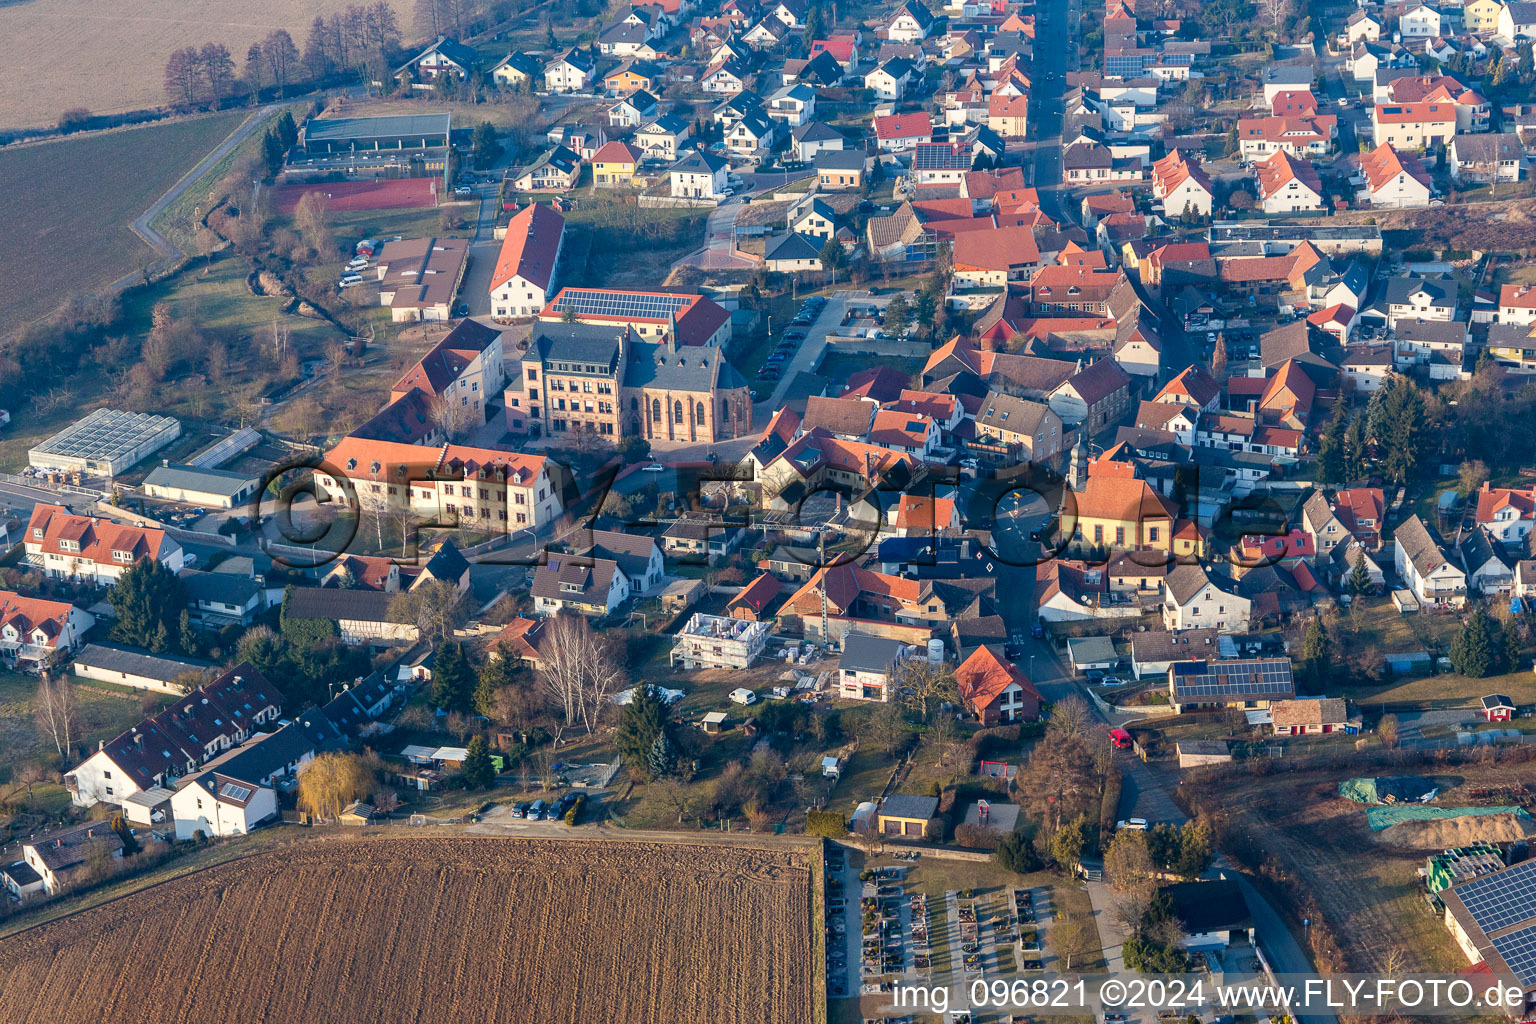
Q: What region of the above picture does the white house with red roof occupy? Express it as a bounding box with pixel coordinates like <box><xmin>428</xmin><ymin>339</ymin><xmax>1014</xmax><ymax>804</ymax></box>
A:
<box><xmin>1236</xmin><ymin>114</ymin><xmax>1338</xmax><ymax>160</ymax></box>
<box><xmin>874</xmin><ymin>112</ymin><xmax>933</xmax><ymax>152</ymax></box>
<box><xmin>1358</xmin><ymin>143</ymin><xmax>1433</xmax><ymax>209</ymax></box>
<box><xmin>24</xmin><ymin>505</ymin><xmax>186</xmax><ymax>586</ymax></box>
<box><xmin>1256</xmin><ymin>151</ymin><xmax>1324</xmax><ymax>213</ymax></box>
<box><xmin>1373</xmin><ymin>100</ymin><xmax>1457</xmax><ymax>149</ymax></box>
<box><xmin>1498</xmin><ymin>284</ymin><xmax>1536</xmax><ymax>326</ymax></box>
<box><xmin>490</xmin><ymin>203</ymin><xmax>566</xmax><ymax>320</ymax></box>
<box><xmin>1151</xmin><ymin>151</ymin><xmax>1215</xmax><ymax>218</ymax></box>
<box><xmin>0</xmin><ymin>591</ymin><xmax>92</xmax><ymax>671</ymax></box>
<box><xmin>1475</xmin><ymin>482</ymin><xmax>1536</xmax><ymax>544</ymax></box>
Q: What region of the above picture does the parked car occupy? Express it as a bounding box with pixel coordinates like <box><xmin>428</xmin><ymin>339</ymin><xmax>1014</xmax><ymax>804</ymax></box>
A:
<box><xmin>640</xmin><ymin>463</ymin><xmax>667</xmax><ymax>473</ymax></box>
<box><xmin>1116</xmin><ymin>817</ymin><xmax>1149</xmax><ymax>831</ymax></box>
<box><xmin>528</xmin><ymin>799</ymin><xmax>547</xmax><ymax>818</ymax></box>
<box><xmin>783</xmin><ymin>329</ymin><xmax>806</xmax><ymax>341</ymax></box>
<box><xmin>510</xmin><ymin>802</ymin><xmax>530</xmax><ymax>819</ymax></box>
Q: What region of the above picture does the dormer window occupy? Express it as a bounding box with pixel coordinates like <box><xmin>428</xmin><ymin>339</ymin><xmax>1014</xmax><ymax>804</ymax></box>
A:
<box><xmin>113</xmin><ymin>549</ymin><xmax>132</xmax><ymax>563</ymax></box>
<box><xmin>60</xmin><ymin>539</ymin><xmax>79</xmax><ymax>553</ymax></box>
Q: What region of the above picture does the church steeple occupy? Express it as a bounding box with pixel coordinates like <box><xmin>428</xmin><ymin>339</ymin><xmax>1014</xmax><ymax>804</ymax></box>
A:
<box><xmin>1069</xmin><ymin>432</ymin><xmax>1089</xmax><ymax>491</ymax></box>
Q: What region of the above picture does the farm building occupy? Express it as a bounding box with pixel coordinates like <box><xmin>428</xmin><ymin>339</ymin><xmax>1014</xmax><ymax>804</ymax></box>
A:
<box><xmin>296</xmin><ymin>114</ymin><xmax>452</xmax><ymax>156</ymax></box>
<box><xmin>142</xmin><ymin>463</ymin><xmax>261</xmax><ymax>508</ymax></box>
<box><xmin>671</xmin><ymin>613</ymin><xmax>769</xmax><ymax>669</ymax></box>
<box><xmin>73</xmin><ymin>642</ymin><xmax>216</xmax><ymax>695</ymax></box>
<box><xmin>29</xmin><ymin>408</ymin><xmax>181</xmax><ymax>477</ymax></box>
<box><xmin>1425</xmin><ymin>844</ymin><xmax>1506</xmax><ymax>893</ymax></box>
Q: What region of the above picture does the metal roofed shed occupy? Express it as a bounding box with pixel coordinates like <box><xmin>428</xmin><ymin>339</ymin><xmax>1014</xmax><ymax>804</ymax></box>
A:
<box><xmin>29</xmin><ymin>408</ymin><xmax>181</xmax><ymax>478</ymax></box>
<box><xmin>298</xmin><ymin>114</ymin><xmax>452</xmax><ymax>154</ymax></box>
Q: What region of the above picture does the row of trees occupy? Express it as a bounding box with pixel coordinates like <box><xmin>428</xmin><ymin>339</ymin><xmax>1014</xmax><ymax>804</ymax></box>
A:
<box><xmin>163</xmin><ymin>4</ymin><xmax>402</xmax><ymax>110</ymax></box>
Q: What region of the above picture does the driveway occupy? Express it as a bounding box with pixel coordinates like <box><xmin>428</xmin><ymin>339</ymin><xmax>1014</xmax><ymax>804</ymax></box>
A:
<box><xmin>672</xmin><ymin>197</ymin><xmax>757</xmax><ymax>272</ymax></box>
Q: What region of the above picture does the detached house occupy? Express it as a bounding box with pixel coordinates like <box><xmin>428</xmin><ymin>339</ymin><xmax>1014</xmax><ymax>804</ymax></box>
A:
<box><xmin>1475</xmin><ymin>482</ymin><xmax>1536</xmax><ymax>543</ymax></box>
<box><xmin>955</xmin><ymin>645</ymin><xmax>1042</xmax><ymax>725</ymax></box>
<box><xmin>0</xmin><ymin>591</ymin><xmax>92</xmax><ymax>671</ymax></box>
<box><xmin>545</xmin><ymin>49</ymin><xmax>596</xmax><ymax>93</ymax></box>
<box><xmin>635</xmin><ymin>114</ymin><xmax>692</xmax><ymax>161</ymax></box>
<box><xmin>1255</xmin><ymin>151</ymin><xmax>1325</xmax><ymax>213</ymax></box>
<box><xmin>874</xmin><ymin>112</ymin><xmax>934</xmax><ymax>152</ymax></box>
<box><xmin>1449</xmin><ymin>133</ymin><xmax>1525</xmax><ymax>183</ymax></box>
<box><xmin>884</xmin><ymin>0</ymin><xmax>937</xmax><ymax>41</ymax></box>
<box><xmin>670</xmin><ymin>150</ymin><xmax>730</xmax><ymax>198</ymax></box>
<box><xmin>866</xmin><ymin>57</ymin><xmax>916</xmax><ymax>100</ymax></box>
<box><xmin>1163</xmin><ymin>564</ymin><xmax>1251</xmax><ymax>631</ymax></box>
<box><xmin>1359</xmin><ymin>143</ymin><xmax>1434</xmax><ymax>208</ymax></box>
<box><xmin>1393</xmin><ymin>514</ymin><xmax>1467</xmax><ymax>607</ymax></box>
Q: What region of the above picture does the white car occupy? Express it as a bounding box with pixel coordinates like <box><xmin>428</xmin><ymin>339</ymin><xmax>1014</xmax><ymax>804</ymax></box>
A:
<box><xmin>729</xmin><ymin>687</ymin><xmax>757</xmax><ymax>705</ymax></box>
<box><xmin>640</xmin><ymin>463</ymin><xmax>667</xmax><ymax>472</ymax></box>
<box><xmin>1115</xmin><ymin>818</ymin><xmax>1149</xmax><ymax>831</ymax></box>
<box><xmin>339</xmin><ymin>274</ymin><xmax>364</xmax><ymax>287</ymax></box>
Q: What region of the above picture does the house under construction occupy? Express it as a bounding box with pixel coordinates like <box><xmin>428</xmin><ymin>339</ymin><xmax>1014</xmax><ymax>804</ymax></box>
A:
<box><xmin>671</xmin><ymin>613</ymin><xmax>769</xmax><ymax>670</ymax></box>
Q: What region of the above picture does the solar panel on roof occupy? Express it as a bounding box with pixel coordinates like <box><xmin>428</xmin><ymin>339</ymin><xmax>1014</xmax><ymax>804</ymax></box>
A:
<box><xmin>1456</xmin><ymin>860</ymin><xmax>1536</xmax><ymax>934</ymax></box>
<box><xmin>1491</xmin><ymin>923</ymin><xmax>1536</xmax><ymax>984</ymax></box>
<box><xmin>553</xmin><ymin>288</ymin><xmax>691</xmax><ymax>320</ymax></box>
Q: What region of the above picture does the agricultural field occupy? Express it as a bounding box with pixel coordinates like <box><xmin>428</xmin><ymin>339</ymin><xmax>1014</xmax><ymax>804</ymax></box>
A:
<box><xmin>0</xmin><ymin>836</ymin><xmax>817</xmax><ymax>1024</ymax></box>
<box><xmin>0</xmin><ymin>0</ymin><xmax>407</xmax><ymax>131</ymax></box>
<box><xmin>0</xmin><ymin>112</ymin><xmax>245</xmax><ymax>323</ymax></box>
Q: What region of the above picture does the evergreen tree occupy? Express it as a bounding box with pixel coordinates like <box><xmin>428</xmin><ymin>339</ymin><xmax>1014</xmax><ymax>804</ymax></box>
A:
<box><xmin>1450</xmin><ymin>606</ymin><xmax>1503</xmax><ymax>677</ymax></box>
<box><xmin>646</xmin><ymin>729</ymin><xmax>678</xmax><ymax>779</ymax></box>
<box><xmin>1367</xmin><ymin>376</ymin><xmax>1427</xmax><ymax>485</ymax></box>
<box><xmin>260</xmin><ymin>128</ymin><xmax>285</xmax><ymax>179</ymax></box>
<box><xmin>474</xmin><ymin>650</ymin><xmax>517</xmax><ymax>720</ymax></box>
<box><xmin>1317</xmin><ymin>409</ymin><xmax>1348</xmax><ymax>484</ymax></box>
<box><xmin>616</xmin><ymin>683</ymin><xmax>669</xmax><ymax>772</ymax></box>
<box><xmin>1343</xmin><ymin>413</ymin><xmax>1368</xmax><ymax>481</ymax></box>
<box><xmin>1212</xmin><ymin>333</ymin><xmax>1229</xmax><ymax>379</ymax></box>
<box><xmin>109</xmin><ymin>558</ymin><xmax>186</xmax><ymax>650</ymax></box>
<box><xmin>1504</xmin><ymin>620</ymin><xmax>1523</xmax><ymax>674</ymax></box>
<box><xmin>178</xmin><ymin>609</ymin><xmax>197</xmax><ymax>655</ymax></box>
<box><xmin>430</xmin><ymin>640</ymin><xmax>475</xmax><ymax>713</ymax></box>
<box><xmin>471</xmin><ymin>121</ymin><xmax>502</xmax><ymax>169</ymax></box>
<box><xmin>1348</xmin><ymin>549</ymin><xmax>1373</xmax><ymax>595</ymax></box>
<box><xmin>276</xmin><ymin>110</ymin><xmax>299</xmax><ymax>150</ymax></box>
<box><xmin>1300</xmin><ymin>615</ymin><xmax>1331</xmax><ymax>692</ymax></box>
<box><xmin>110</xmin><ymin>812</ymin><xmax>140</xmax><ymax>856</ymax></box>
<box><xmin>462</xmin><ymin>735</ymin><xmax>496</xmax><ymax>789</ymax></box>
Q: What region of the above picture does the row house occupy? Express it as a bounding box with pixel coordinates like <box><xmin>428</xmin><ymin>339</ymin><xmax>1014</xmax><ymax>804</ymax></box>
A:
<box><xmin>0</xmin><ymin>592</ymin><xmax>92</xmax><ymax>671</ymax></box>
<box><xmin>1235</xmin><ymin>115</ymin><xmax>1337</xmax><ymax>160</ymax></box>
<box><xmin>24</xmin><ymin>505</ymin><xmax>187</xmax><ymax>586</ymax></box>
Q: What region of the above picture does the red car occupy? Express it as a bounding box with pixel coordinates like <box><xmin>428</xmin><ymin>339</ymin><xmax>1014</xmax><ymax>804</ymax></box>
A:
<box><xmin>1108</xmin><ymin>728</ymin><xmax>1132</xmax><ymax>750</ymax></box>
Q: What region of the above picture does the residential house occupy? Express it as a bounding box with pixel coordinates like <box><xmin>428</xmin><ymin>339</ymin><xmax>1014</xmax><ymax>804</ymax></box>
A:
<box><xmin>591</xmin><ymin>141</ymin><xmax>644</xmax><ymax>185</ymax></box>
<box><xmin>1359</xmin><ymin>143</ymin><xmax>1434</xmax><ymax>208</ymax></box>
<box><xmin>24</xmin><ymin>505</ymin><xmax>186</xmax><ymax>586</ymax></box>
<box><xmin>634</xmin><ymin>114</ymin><xmax>692</xmax><ymax>161</ymax></box>
<box><xmin>1449</xmin><ymin>133</ymin><xmax>1525</xmax><ymax>183</ymax></box>
<box><xmin>1047</xmin><ymin>358</ymin><xmax>1133</xmax><ymax>433</ymax></box>
<box><xmin>837</xmin><ymin>632</ymin><xmax>912</xmax><ymax>702</ymax></box>
<box><xmin>607</xmin><ymin>90</ymin><xmax>659</xmax><ymax>128</ymax></box>
<box><xmin>1236</xmin><ymin>115</ymin><xmax>1338</xmax><ymax>160</ymax></box>
<box><xmin>954</xmin><ymin>645</ymin><xmax>1042</xmax><ymax>725</ymax></box>
<box><xmin>1384</xmin><ymin>275</ymin><xmax>1457</xmax><ymax>328</ymax></box>
<box><xmin>1270</xmin><ymin>697</ymin><xmax>1357</xmax><ymax>735</ymax></box>
<box><xmin>874</xmin><ymin>112</ymin><xmax>934</xmax><ymax>152</ymax></box>
<box><xmin>794</xmin><ymin>121</ymin><xmax>845</xmax><ymax>162</ymax></box>
<box><xmin>20</xmin><ymin>822</ymin><xmax>122</xmax><ymax>894</ymax></box>
<box><xmin>544</xmin><ymin>49</ymin><xmax>596</xmax><ymax>93</ymax></box>
<box><xmin>490</xmin><ymin>203</ymin><xmax>565</xmax><ymax>320</ymax></box>
<box><xmin>1163</xmin><ymin>564</ymin><xmax>1252</xmax><ymax>631</ymax></box>
<box><xmin>490</xmin><ymin>52</ymin><xmax>541</xmax><ymax>89</ymax></box>
<box><xmin>1168</xmin><ymin>657</ymin><xmax>1294</xmax><ymax>713</ymax></box>
<box><xmin>0</xmin><ymin>591</ymin><xmax>93</xmax><ymax>671</ymax></box>
<box><xmin>987</xmin><ymin>93</ymin><xmax>1030</xmax><ymax>138</ymax></box>
<box><xmin>1394</xmin><ymin>514</ymin><xmax>1467</xmax><ymax>607</ymax></box>
<box><xmin>865</xmin><ymin>57</ymin><xmax>915</xmax><ymax>100</ymax></box>
<box><xmin>512</xmin><ymin>146</ymin><xmax>582</xmax><ymax>192</ymax></box>
<box><xmin>765</xmin><ymin>83</ymin><xmax>817</xmax><ymax>126</ymax></box>
<box><xmin>394</xmin><ymin>36</ymin><xmax>481</xmax><ymax>89</ymax></box>
<box><xmin>725</xmin><ymin>110</ymin><xmax>777</xmax><ymax>155</ymax></box>
<box><xmin>1255</xmin><ymin>151</ymin><xmax>1325</xmax><ymax>213</ymax></box>
<box><xmin>1475</xmin><ymin>482</ymin><xmax>1536</xmax><ymax>543</ymax></box>
<box><xmin>1462</xmin><ymin>525</ymin><xmax>1514</xmax><ymax>594</ymax></box>
<box><xmin>884</xmin><ymin>0</ymin><xmax>937</xmax><ymax>42</ymax></box>
<box><xmin>669</xmin><ymin>150</ymin><xmax>730</xmax><ymax>198</ymax></box>
<box><xmin>1151</xmin><ymin>151</ymin><xmax>1215</xmax><ymax>218</ymax></box>
<box><xmin>1374</xmin><ymin>101</ymin><xmax>1457</xmax><ymax>149</ymax></box>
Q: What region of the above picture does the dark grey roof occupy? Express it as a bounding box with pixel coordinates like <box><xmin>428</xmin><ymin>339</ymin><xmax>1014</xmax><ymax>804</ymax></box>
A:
<box><xmin>587</xmin><ymin>529</ymin><xmax>660</xmax><ymax>581</ymax></box>
<box><xmin>766</xmin><ymin>232</ymin><xmax>824</xmax><ymax>261</ymax></box>
<box><xmin>422</xmin><ymin>539</ymin><xmax>471</xmax><ymax>584</ymax></box>
<box><xmin>74</xmin><ymin>642</ymin><xmax>215</xmax><ymax>683</ymax></box>
<box><xmin>1384</xmin><ymin>275</ymin><xmax>1455</xmax><ymax>308</ymax></box>
<box><xmin>1395</xmin><ymin>318</ymin><xmax>1467</xmax><ymax>344</ymax></box>
<box><xmin>671</xmin><ymin>150</ymin><xmax>729</xmax><ymax>174</ymax></box>
<box><xmin>793</xmin><ymin>120</ymin><xmax>844</xmax><ymax>143</ymax></box>
<box><xmin>181</xmin><ymin>569</ymin><xmax>261</xmax><ymax>607</ymax></box>
<box><xmin>840</xmin><ymin>632</ymin><xmax>910</xmax><ymax>674</ymax></box>
<box><xmin>623</xmin><ymin>338</ymin><xmax>747</xmax><ymax>391</ymax></box>
<box><xmin>531</xmin><ymin>321</ymin><xmax>629</xmax><ymax>367</ymax></box>
<box><xmin>880</xmin><ymin>793</ymin><xmax>940</xmax><ymax>820</ymax></box>
<box><xmin>815</xmin><ymin>149</ymin><xmax>867</xmax><ymax>171</ymax></box>
<box><xmin>283</xmin><ymin>586</ymin><xmax>410</xmax><ymax>624</ymax></box>
<box><xmin>1131</xmin><ymin>628</ymin><xmax>1221</xmax><ymax>665</ymax></box>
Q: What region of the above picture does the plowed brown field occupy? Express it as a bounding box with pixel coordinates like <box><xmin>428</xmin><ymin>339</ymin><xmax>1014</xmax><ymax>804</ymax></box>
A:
<box><xmin>0</xmin><ymin>836</ymin><xmax>815</xmax><ymax>1024</ymax></box>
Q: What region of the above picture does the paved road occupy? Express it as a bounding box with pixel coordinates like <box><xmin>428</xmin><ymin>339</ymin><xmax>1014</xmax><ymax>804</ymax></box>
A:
<box><xmin>672</xmin><ymin>197</ymin><xmax>756</xmax><ymax>272</ymax></box>
<box><xmin>129</xmin><ymin>102</ymin><xmax>293</xmax><ymax>262</ymax></box>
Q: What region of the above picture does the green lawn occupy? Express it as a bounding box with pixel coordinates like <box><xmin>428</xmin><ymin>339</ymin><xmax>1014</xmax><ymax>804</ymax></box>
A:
<box><xmin>0</xmin><ymin>669</ymin><xmax>161</xmax><ymax>786</ymax></box>
<box><xmin>815</xmin><ymin>352</ymin><xmax>922</xmax><ymax>384</ymax></box>
<box><xmin>0</xmin><ymin>111</ymin><xmax>248</xmax><ymax>323</ymax></box>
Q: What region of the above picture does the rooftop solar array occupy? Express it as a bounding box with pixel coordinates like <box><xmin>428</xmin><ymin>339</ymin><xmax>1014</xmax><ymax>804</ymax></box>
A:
<box><xmin>1456</xmin><ymin>859</ymin><xmax>1536</xmax><ymax>935</ymax></box>
<box><xmin>913</xmin><ymin>144</ymin><xmax>967</xmax><ymax>170</ymax></box>
<box><xmin>219</xmin><ymin>782</ymin><xmax>254</xmax><ymax>802</ymax></box>
<box><xmin>551</xmin><ymin>288</ymin><xmax>692</xmax><ymax>320</ymax></box>
<box><xmin>1171</xmin><ymin>658</ymin><xmax>1295</xmax><ymax>699</ymax></box>
<box><xmin>1490</xmin><ymin>923</ymin><xmax>1536</xmax><ymax>985</ymax></box>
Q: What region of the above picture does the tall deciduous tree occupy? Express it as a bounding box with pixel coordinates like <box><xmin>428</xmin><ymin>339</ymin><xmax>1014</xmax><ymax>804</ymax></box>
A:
<box><xmin>297</xmin><ymin>752</ymin><xmax>374</xmax><ymax>820</ymax></box>
<box><xmin>34</xmin><ymin>674</ymin><xmax>77</xmax><ymax>757</ymax></box>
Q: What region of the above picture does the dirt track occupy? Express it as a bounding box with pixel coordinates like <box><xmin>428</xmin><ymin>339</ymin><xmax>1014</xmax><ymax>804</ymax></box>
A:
<box><xmin>0</xmin><ymin>835</ymin><xmax>815</xmax><ymax>1024</ymax></box>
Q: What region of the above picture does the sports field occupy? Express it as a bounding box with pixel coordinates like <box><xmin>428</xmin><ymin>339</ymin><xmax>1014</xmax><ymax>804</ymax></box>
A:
<box><xmin>273</xmin><ymin>177</ymin><xmax>441</xmax><ymax>214</ymax></box>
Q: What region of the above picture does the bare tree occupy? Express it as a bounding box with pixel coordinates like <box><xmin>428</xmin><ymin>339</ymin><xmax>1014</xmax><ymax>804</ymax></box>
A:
<box><xmin>1048</xmin><ymin>694</ymin><xmax>1092</xmax><ymax>741</ymax></box>
<box><xmin>34</xmin><ymin>674</ymin><xmax>77</xmax><ymax>757</ymax></box>
<box><xmin>536</xmin><ymin>613</ymin><xmax>626</xmax><ymax>734</ymax></box>
<box><xmin>1258</xmin><ymin>0</ymin><xmax>1291</xmax><ymax>28</ymax></box>
<box><xmin>1051</xmin><ymin>912</ymin><xmax>1097</xmax><ymax>970</ymax></box>
<box><xmin>428</xmin><ymin>391</ymin><xmax>475</xmax><ymax>442</ymax></box>
<box><xmin>389</xmin><ymin>579</ymin><xmax>466</xmax><ymax>642</ymax></box>
<box><xmin>894</xmin><ymin>656</ymin><xmax>958</xmax><ymax>721</ymax></box>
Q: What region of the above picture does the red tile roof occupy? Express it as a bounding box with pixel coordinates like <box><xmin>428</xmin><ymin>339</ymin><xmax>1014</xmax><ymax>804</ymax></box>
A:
<box><xmin>1360</xmin><ymin>142</ymin><xmax>1431</xmax><ymax>193</ymax></box>
<box><xmin>24</xmin><ymin>504</ymin><xmax>172</xmax><ymax>569</ymax></box>
<box><xmin>955</xmin><ymin>645</ymin><xmax>1040</xmax><ymax>715</ymax></box>
<box><xmin>492</xmin><ymin>203</ymin><xmax>565</xmax><ymax>292</ymax></box>
<box><xmin>874</xmin><ymin>112</ymin><xmax>933</xmax><ymax>139</ymax></box>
